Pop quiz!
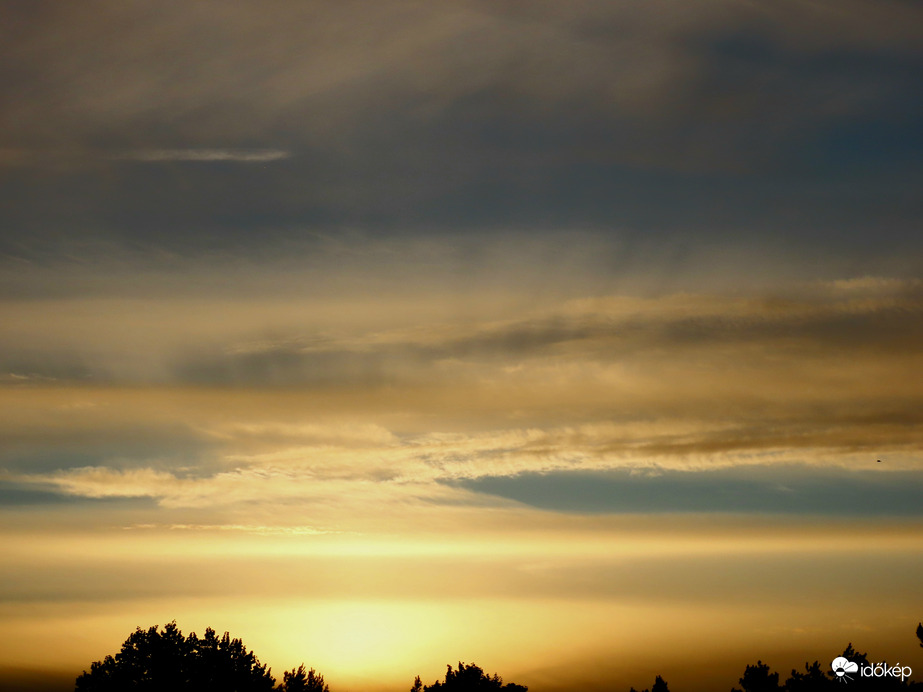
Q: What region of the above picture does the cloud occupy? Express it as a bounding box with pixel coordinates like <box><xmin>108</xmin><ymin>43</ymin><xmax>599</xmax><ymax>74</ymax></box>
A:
<box><xmin>114</xmin><ymin>149</ymin><xmax>291</xmax><ymax>162</ymax></box>
<box><xmin>1</xmin><ymin>276</ymin><xmax>920</xmax><ymax>501</ymax></box>
<box><xmin>17</xmin><ymin>466</ymin><xmax>177</xmax><ymax>498</ymax></box>
<box><xmin>8</xmin><ymin>406</ymin><xmax>919</xmax><ymax>515</ymax></box>
<box><xmin>206</xmin><ymin>421</ymin><xmax>399</xmax><ymax>447</ymax></box>
<box><xmin>125</xmin><ymin>523</ymin><xmax>334</xmax><ymax>535</ymax></box>
<box><xmin>7</xmin><ymin>463</ymin><xmax>485</xmax><ymax>517</ymax></box>
<box><xmin>1</xmin><ymin>1</ymin><xmax>921</xmax><ymax>250</ymax></box>
<box><xmin>454</xmin><ymin>467</ymin><xmax>923</xmax><ymax>515</ymax></box>
<box><xmin>156</xmin><ymin>276</ymin><xmax>923</xmax><ymax>390</ymax></box>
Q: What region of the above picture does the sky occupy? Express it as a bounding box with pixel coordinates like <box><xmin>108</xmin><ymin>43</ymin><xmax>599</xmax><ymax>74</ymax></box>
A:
<box><xmin>1</xmin><ymin>1</ymin><xmax>922</xmax><ymax>690</ymax></box>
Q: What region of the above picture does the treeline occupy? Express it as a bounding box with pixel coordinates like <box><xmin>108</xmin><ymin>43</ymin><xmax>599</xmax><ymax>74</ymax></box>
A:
<box><xmin>73</xmin><ymin>623</ymin><xmax>522</xmax><ymax>692</ymax></box>
<box><xmin>636</xmin><ymin>624</ymin><xmax>923</xmax><ymax>692</ymax></box>
<box><xmin>74</xmin><ymin>621</ymin><xmax>923</xmax><ymax>691</ymax></box>
<box><xmin>75</xmin><ymin>623</ymin><xmax>320</xmax><ymax>692</ymax></box>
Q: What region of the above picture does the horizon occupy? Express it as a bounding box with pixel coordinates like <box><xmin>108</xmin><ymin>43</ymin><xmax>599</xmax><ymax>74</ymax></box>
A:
<box><xmin>1</xmin><ymin>1</ymin><xmax>922</xmax><ymax>690</ymax></box>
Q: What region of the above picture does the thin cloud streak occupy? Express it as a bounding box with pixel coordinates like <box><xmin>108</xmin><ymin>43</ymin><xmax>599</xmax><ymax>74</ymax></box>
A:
<box><xmin>114</xmin><ymin>149</ymin><xmax>292</xmax><ymax>162</ymax></box>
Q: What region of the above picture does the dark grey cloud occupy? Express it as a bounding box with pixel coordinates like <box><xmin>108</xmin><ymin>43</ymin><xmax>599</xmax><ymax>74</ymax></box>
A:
<box><xmin>0</xmin><ymin>356</ymin><xmax>94</xmax><ymax>386</ymax></box>
<box><xmin>173</xmin><ymin>346</ymin><xmax>397</xmax><ymax>388</ymax></box>
<box><xmin>3</xmin><ymin>277</ymin><xmax>918</xmax><ymax>388</ymax></box>
<box><xmin>439</xmin><ymin>293</ymin><xmax>923</xmax><ymax>360</ymax></box>
<box><xmin>0</xmin><ymin>422</ymin><xmax>216</xmax><ymax>475</ymax></box>
<box><xmin>1</xmin><ymin>0</ymin><xmax>921</xmax><ymax>260</ymax></box>
<box><xmin>0</xmin><ymin>483</ymin><xmax>84</xmax><ymax>506</ymax></box>
<box><xmin>0</xmin><ymin>481</ymin><xmax>159</xmax><ymax>511</ymax></box>
<box><xmin>169</xmin><ymin>282</ymin><xmax>923</xmax><ymax>387</ymax></box>
<box><xmin>453</xmin><ymin>466</ymin><xmax>923</xmax><ymax>515</ymax></box>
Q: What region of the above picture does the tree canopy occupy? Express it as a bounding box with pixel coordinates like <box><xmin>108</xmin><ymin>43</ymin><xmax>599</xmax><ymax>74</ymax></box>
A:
<box><xmin>75</xmin><ymin>622</ymin><xmax>278</xmax><ymax>692</ymax></box>
<box><xmin>280</xmin><ymin>665</ymin><xmax>329</xmax><ymax>692</ymax></box>
<box><xmin>411</xmin><ymin>662</ymin><xmax>527</xmax><ymax>692</ymax></box>
<box><xmin>631</xmin><ymin>674</ymin><xmax>670</xmax><ymax>692</ymax></box>
<box><xmin>732</xmin><ymin>660</ymin><xmax>780</xmax><ymax>692</ymax></box>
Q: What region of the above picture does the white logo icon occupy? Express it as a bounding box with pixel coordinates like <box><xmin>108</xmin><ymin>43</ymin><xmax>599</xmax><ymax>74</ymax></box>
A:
<box><xmin>832</xmin><ymin>657</ymin><xmax>859</xmax><ymax>683</ymax></box>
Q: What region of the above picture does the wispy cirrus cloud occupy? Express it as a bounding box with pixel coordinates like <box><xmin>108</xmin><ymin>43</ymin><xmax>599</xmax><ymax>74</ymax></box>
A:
<box><xmin>114</xmin><ymin>148</ymin><xmax>291</xmax><ymax>163</ymax></box>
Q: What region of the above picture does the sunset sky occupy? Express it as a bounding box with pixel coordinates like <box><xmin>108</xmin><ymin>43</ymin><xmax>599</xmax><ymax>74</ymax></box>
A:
<box><xmin>1</xmin><ymin>2</ymin><xmax>922</xmax><ymax>691</ymax></box>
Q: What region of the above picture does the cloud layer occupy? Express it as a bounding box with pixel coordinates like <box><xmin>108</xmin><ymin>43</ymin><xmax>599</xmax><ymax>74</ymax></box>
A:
<box><xmin>2</xmin><ymin>0</ymin><xmax>921</xmax><ymax>258</ymax></box>
<box><xmin>2</xmin><ymin>275</ymin><xmax>920</xmax><ymax>522</ymax></box>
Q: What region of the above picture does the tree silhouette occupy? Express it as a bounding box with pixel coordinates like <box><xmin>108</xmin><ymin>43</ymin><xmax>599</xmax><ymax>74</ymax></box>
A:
<box><xmin>279</xmin><ymin>665</ymin><xmax>329</xmax><ymax>692</ymax></box>
<box><xmin>732</xmin><ymin>660</ymin><xmax>780</xmax><ymax>692</ymax></box>
<box><xmin>75</xmin><ymin>622</ymin><xmax>276</xmax><ymax>691</ymax></box>
<box><xmin>414</xmin><ymin>662</ymin><xmax>527</xmax><ymax>692</ymax></box>
<box><xmin>631</xmin><ymin>674</ymin><xmax>670</xmax><ymax>692</ymax></box>
<box><xmin>784</xmin><ymin>661</ymin><xmax>832</xmax><ymax>692</ymax></box>
<box><xmin>839</xmin><ymin>643</ymin><xmax>870</xmax><ymax>669</ymax></box>
<box><xmin>725</xmin><ymin>627</ymin><xmax>923</xmax><ymax>692</ymax></box>
<box><xmin>652</xmin><ymin>675</ymin><xmax>669</xmax><ymax>692</ymax></box>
